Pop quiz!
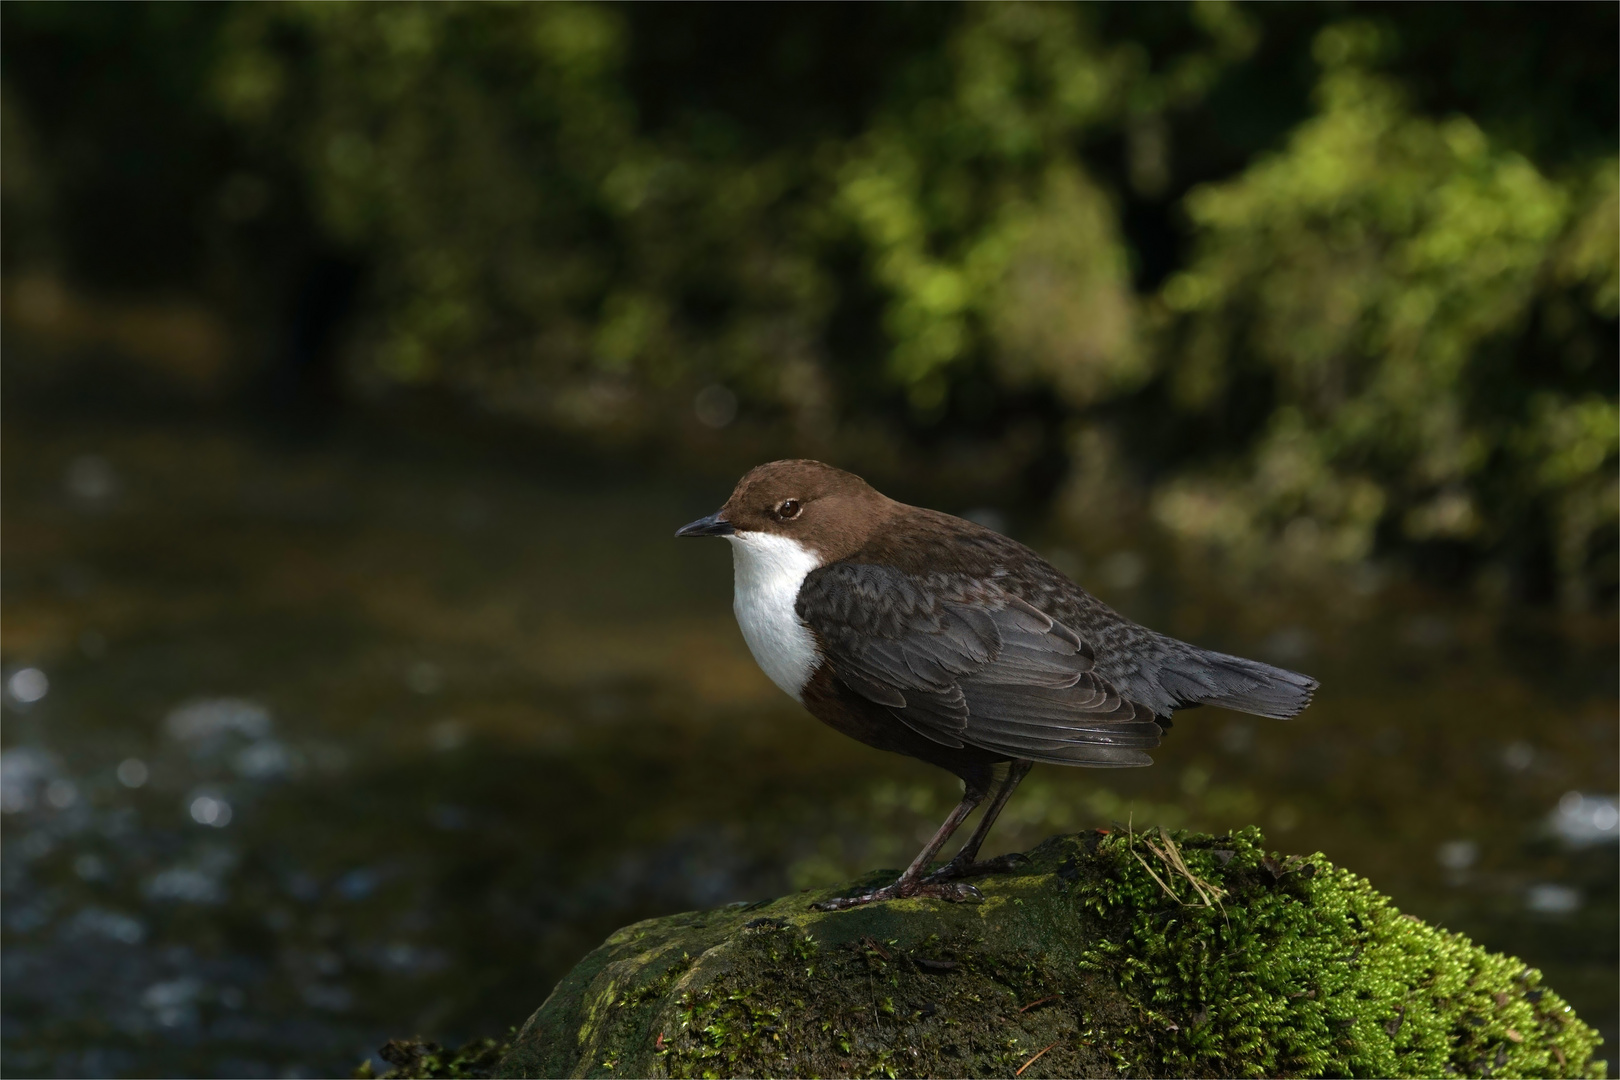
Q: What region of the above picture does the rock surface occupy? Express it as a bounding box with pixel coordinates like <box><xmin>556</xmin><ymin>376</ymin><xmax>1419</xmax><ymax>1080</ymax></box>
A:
<box><xmin>497</xmin><ymin>827</ymin><xmax>1605</xmax><ymax>1079</ymax></box>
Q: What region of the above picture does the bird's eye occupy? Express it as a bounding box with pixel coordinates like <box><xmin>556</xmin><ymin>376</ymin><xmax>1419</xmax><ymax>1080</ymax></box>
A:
<box><xmin>774</xmin><ymin>499</ymin><xmax>803</xmax><ymax>521</ymax></box>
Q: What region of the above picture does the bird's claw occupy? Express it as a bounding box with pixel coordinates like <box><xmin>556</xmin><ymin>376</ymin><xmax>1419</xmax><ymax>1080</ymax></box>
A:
<box><xmin>922</xmin><ymin>851</ymin><xmax>1028</xmax><ymax>886</ymax></box>
<box><xmin>810</xmin><ymin>879</ymin><xmax>983</xmax><ymax>911</ymax></box>
<box><xmin>916</xmin><ymin>881</ymin><xmax>983</xmax><ymax>903</ymax></box>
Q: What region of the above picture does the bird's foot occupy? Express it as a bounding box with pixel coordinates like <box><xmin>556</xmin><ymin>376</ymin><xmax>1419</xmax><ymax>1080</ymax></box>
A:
<box><xmin>810</xmin><ymin>879</ymin><xmax>983</xmax><ymax>911</ymax></box>
<box><xmin>921</xmin><ymin>851</ymin><xmax>1028</xmax><ymax>886</ymax></box>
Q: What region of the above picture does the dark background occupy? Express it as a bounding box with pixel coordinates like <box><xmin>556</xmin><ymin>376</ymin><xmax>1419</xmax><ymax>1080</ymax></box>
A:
<box><xmin>2</xmin><ymin>3</ymin><xmax>1616</xmax><ymax>1076</ymax></box>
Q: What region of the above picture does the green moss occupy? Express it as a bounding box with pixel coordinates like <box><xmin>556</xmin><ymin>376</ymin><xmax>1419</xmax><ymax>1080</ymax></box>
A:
<box><xmin>496</xmin><ymin>830</ymin><xmax>1605</xmax><ymax>1079</ymax></box>
<box><xmin>1078</xmin><ymin>826</ymin><xmax>1603</xmax><ymax>1078</ymax></box>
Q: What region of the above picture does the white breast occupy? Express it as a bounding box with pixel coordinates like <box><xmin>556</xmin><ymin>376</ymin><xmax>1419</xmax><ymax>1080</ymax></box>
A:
<box><xmin>726</xmin><ymin>531</ymin><xmax>823</xmax><ymax>701</ymax></box>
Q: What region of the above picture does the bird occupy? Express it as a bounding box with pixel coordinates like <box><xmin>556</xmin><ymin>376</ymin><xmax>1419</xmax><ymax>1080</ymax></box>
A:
<box><xmin>676</xmin><ymin>459</ymin><xmax>1317</xmax><ymax>909</ymax></box>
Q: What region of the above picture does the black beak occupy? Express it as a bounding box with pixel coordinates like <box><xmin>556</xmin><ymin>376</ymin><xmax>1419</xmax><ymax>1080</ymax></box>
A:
<box><xmin>675</xmin><ymin>511</ymin><xmax>734</xmax><ymax>538</ymax></box>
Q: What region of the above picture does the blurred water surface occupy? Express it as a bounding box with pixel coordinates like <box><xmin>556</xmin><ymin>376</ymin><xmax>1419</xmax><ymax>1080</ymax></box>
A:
<box><xmin>3</xmin><ymin>348</ymin><xmax>1615</xmax><ymax>1077</ymax></box>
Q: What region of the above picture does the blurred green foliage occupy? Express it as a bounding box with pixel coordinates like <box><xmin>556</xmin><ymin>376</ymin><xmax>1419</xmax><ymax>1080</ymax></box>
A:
<box><xmin>1152</xmin><ymin>22</ymin><xmax>1618</xmax><ymax>603</ymax></box>
<box><xmin>3</xmin><ymin>2</ymin><xmax>1615</xmax><ymax>605</ymax></box>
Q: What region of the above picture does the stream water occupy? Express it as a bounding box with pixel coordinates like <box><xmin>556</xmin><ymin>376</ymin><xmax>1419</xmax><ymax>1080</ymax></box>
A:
<box><xmin>3</xmin><ymin>347</ymin><xmax>1614</xmax><ymax>1077</ymax></box>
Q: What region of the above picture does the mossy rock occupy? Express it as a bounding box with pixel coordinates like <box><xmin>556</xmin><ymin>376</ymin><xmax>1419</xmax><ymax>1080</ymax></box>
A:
<box><xmin>497</xmin><ymin>827</ymin><xmax>1604</xmax><ymax>1079</ymax></box>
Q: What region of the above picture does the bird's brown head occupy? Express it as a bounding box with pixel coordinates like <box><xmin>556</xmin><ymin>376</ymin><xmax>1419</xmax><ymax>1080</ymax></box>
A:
<box><xmin>675</xmin><ymin>459</ymin><xmax>894</xmax><ymax>562</ymax></box>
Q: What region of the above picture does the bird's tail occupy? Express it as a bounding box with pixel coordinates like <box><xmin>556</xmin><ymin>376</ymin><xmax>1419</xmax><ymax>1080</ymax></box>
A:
<box><xmin>1158</xmin><ymin>645</ymin><xmax>1318</xmax><ymax>719</ymax></box>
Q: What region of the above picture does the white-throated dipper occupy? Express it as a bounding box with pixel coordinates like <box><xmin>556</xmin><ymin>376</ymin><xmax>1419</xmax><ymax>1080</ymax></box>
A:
<box><xmin>677</xmin><ymin>460</ymin><xmax>1317</xmax><ymax>909</ymax></box>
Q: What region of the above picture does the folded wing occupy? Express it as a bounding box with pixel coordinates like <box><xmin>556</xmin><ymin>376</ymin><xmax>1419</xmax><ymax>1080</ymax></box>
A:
<box><xmin>796</xmin><ymin>563</ymin><xmax>1162</xmax><ymax>767</ymax></box>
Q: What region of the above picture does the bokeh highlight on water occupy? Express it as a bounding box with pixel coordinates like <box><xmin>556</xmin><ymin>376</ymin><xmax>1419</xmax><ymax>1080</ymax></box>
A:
<box><xmin>2</xmin><ymin>351</ymin><xmax>1615</xmax><ymax>1078</ymax></box>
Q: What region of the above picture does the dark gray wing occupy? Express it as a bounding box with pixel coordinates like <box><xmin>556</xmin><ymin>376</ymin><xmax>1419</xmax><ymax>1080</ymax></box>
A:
<box><xmin>796</xmin><ymin>563</ymin><xmax>1162</xmax><ymax>767</ymax></box>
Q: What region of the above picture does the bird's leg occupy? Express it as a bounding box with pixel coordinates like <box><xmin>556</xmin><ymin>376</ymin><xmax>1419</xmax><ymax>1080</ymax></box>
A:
<box><xmin>811</xmin><ymin>788</ymin><xmax>986</xmax><ymax>911</ymax></box>
<box><xmin>923</xmin><ymin>759</ymin><xmax>1034</xmax><ymax>884</ymax></box>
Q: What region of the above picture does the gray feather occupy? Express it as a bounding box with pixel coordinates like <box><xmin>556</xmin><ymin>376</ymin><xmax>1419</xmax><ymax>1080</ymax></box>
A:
<box><xmin>796</xmin><ymin>551</ymin><xmax>1317</xmax><ymax>770</ymax></box>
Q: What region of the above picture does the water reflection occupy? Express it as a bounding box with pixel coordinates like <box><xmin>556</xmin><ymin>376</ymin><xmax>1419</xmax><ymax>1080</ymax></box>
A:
<box><xmin>2</xmin><ymin>354</ymin><xmax>1615</xmax><ymax>1077</ymax></box>
<box><xmin>64</xmin><ymin>454</ymin><xmax>118</xmax><ymax>508</ymax></box>
<box><xmin>1528</xmin><ymin>883</ymin><xmax>1585</xmax><ymax>916</ymax></box>
<box><xmin>1551</xmin><ymin>792</ymin><xmax>1620</xmax><ymax>846</ymax></box>
<box><xmin>7</xmin><ymin>667</ymin><xmax>50</xmax><ymax>704</ymax></box>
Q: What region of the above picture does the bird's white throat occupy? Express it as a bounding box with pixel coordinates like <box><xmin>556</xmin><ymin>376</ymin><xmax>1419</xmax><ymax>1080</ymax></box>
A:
<box><xmin>726</xmin><ymin>531</ymin><xmax>823</xmax><ymax>701</ymax></box>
